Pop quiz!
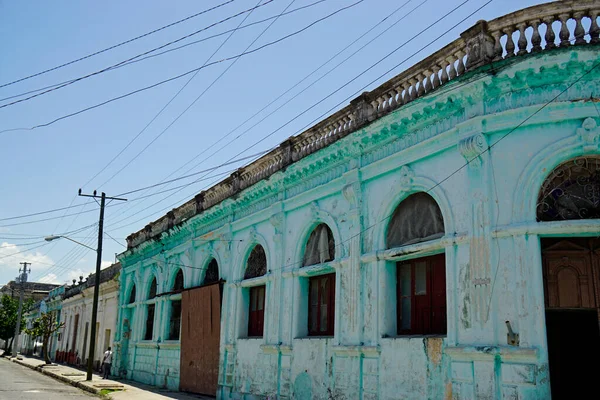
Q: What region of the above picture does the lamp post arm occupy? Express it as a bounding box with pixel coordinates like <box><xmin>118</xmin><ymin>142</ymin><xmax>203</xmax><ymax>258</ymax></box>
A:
<box><xmin>60</xmin><ymin>236</ymin><xmax>97</xmax><ymax>252</ymax></box>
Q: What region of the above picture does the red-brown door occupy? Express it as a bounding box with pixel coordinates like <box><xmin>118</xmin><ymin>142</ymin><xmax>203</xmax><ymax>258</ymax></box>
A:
<box><xmin>180</xmin><ymin>282</ymin><xmax>222</xmax><ymax>395</ymax></box>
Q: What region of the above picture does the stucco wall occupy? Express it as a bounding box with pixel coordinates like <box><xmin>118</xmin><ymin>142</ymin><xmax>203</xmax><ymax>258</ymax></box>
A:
<box><xmin>117</xmin><ymin>46</ymin><xmax>600</xmax><ymax>400</ymax></box>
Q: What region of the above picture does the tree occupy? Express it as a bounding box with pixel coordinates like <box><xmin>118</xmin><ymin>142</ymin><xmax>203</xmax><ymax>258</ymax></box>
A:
<box><xmin>25</xmin><ymin>312</ymin><xmax>64</xmax><ymax>364</ymax></box>
<box><xmin>0</xmin><ymin>295</ymin><xmax>34</xmax><ymax>355</ymax></box>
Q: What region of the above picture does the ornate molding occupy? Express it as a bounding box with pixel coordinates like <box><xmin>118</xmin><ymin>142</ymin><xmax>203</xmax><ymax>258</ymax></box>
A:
<box><xmin>459</xmin><ymin>133</ymin><xmax>488</xmax><ymax>168</ymax></box>
<box><xmin>577</xmin><ymin>117</ymin><xmax>600</xmax><ymax>151</ymax></box>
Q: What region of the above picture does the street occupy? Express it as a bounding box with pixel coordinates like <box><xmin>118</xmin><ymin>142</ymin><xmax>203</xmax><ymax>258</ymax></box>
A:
<box><xmin>0</xmin><ymin>358</ymin><xmax>94</xmax><ymax>399</ymax></box>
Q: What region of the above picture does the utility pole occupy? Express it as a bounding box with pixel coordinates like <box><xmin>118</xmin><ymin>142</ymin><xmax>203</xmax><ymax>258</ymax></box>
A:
<box><xmin>12</xmin><ymin>262</ymin><xmax>31</xmax><ymax>357</ymax></box>
<box><xmin>78</xmin><ymin>190</ymin><xmax>126</xmax><ymax>381</ymax></box>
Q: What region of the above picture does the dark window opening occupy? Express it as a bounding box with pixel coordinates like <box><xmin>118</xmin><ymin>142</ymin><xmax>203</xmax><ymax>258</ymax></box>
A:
<box><xmin>203</xmin><ymin>259</ymin><xmax>219</xmax><ymax>285</ymax></box>
<box><xmin>387</xmin><ymin>192</ymin><xmax>445</xmax><ymax>248</ymax></box>
<box><xmin>173</xmin><ymin>270</ymin><xmax>184</xmax><ymax>292</ymax></box>
<box><xmin>168</xmin><ymin>300</ymin><xmax>182</xmax><ymax>340</ymax></box>
<box><xmin>308</xmin><ymin>273</ymin><xmax>335</xmax><ymax>336</ymax></box>
<box><xmin>303</xmin><ymin>224</ymin><xmax>335</xmax><ymax>267</ymax></box>
<box><xmin>396</xmin><ymin>254</ymin><xmax>446</xmax><ymax>335</ymax></box>
<box><xmin>537</xmin><ymin>156</ymin><xmax>600</xmax><ymax>221</ymax></box>
<box><xmin>245</xmin><ymin>245</ymin><xmax>267</xmax><ymax>279</ymax></box>
<box><xmin>248</xmin><ymin>285</ymin><xmax>265</xmax><ymax>337</ymax></box>
<box><xmin>145</xmin><ymin>304</ymin><xmax>155</xmax><ymax>340</ymax></box>
<box><xmin>128</xmin><ymin>284</ymin><xmax>136</xmax><ymax>304</ymax></box>
<box><xmin>148</xmin><ymin>278</ymin><xmax>157</xmax><ymax>299</ymax></box>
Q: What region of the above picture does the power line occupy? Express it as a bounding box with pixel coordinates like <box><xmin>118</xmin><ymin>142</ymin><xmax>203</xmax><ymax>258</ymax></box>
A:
<box><xmin>93</xmin><ymin>0</ymin><xmax>292</xmax><ymax>190</ymax></box>
<box><xmin>0</xmin><ymin>152</ymin><xmax>264</xmax><ymax>223</ymax></box>
<box><xmin>0</xmin><ymin>0</ymin><xmax>239</xmax><ymax>90</ymax></box>
<box><xmin>93</xmin><ymin>0</ymin><xmax>420</xmax><ymax>225</ymax></box>
<box><xmin>0</xmin><ymin>0</ymin><xmax>364</xmax><ymax>133</ymax></box>
<box><xmin>0</xmin><ymin>0</ymin><xmax>329</xmax><ymax>104</ymax></box>
<box><xmin>0</xmin><ymin>0</ymin><xmax>276</xmax><ymax>108</ymax></box>
<box><xmin>117</xmin><ymin>0</ymin><xmax>420</xmax><ymax>217</ymax></box>
<box><xmin>161</xmin><ymin>59</ymin><xmax>600</xmax><ymax>287</ymax></box>
<box><xmin>103</xmin><ymin>0</ymin><xmax>476</xmax><ymax>232</ymax></box>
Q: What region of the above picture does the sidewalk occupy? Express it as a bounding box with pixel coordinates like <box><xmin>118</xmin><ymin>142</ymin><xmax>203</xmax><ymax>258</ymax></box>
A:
<box><xmin>2</xmin><ymin>352</ymin><xmax>212</xmax><ymax>399</ymax></box>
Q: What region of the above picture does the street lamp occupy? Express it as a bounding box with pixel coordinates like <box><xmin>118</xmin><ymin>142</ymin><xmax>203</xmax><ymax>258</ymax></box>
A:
<box><xmin>45</xmin><ymin>190</ymin><xmax>126</xmax><ymax>381</ymax></box>
<box><xmin>44</xmin><ymin>235</ymin><xmax>96</xmax><ymax>251</ymax></box>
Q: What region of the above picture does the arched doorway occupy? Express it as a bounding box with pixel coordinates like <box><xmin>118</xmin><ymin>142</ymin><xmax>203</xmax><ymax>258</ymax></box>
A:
<box><xmin>537</xmin><ymin>156</ymin><xmax>600</xmax><ymax>398</ymax></box>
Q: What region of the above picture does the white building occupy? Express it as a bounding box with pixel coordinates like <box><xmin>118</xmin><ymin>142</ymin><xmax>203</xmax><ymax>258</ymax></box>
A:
<box><xmin>57</xmin><ymin>263</ymin><xmax>120</xmax><ymax>369</ymax></box>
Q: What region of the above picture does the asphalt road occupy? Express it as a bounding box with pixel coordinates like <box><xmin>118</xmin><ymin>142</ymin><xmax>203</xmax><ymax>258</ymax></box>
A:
<box><xmin>0</xmin><ymin>357</ymin><xmax>94</xmax><ymax>400</ymax></box>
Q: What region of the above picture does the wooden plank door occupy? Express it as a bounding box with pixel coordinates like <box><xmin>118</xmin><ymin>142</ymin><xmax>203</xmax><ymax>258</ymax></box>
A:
<box><xmin>180</xmin><ymin>283</ymin><xmax>222</xmax><ymax>395</ymax></box>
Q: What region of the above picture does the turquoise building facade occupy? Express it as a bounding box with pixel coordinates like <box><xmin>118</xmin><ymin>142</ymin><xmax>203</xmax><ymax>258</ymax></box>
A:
<box><xmin>115</xmin><ymin>1</ymin><xmax>600</xmax><ymax>399</ymax></box>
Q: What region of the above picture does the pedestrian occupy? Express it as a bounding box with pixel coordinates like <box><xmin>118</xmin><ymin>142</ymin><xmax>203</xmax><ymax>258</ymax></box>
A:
<box><xmin>102</xmin><ymin>347</ymin><xmax>112</xmax><ymax>379</ymax></box>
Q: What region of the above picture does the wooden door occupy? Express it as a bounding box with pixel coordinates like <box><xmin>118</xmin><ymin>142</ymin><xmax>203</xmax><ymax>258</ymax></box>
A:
<box><xmin>180</xmin><ymin>282</ymin><xmax>222</xmax><ymax>395</ymax></box>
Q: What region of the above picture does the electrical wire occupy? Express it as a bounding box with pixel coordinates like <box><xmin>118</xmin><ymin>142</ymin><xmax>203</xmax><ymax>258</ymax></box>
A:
<box><xmin>113</xmin><ymin>0</ymin><xmax>421</xmax><ymax>219</ymax></box>
<box><xmin>0</xmin><ymin>152</ymin><xmax>264</xmax><ymax>223</ymax></box>
<box><xmin>0</xmin><ymin>0</ymin><xmax>276</xmax><ymax>108</ymax></box>
<box><xmin>0</xmin><ymin>0</ymin><xmax>239</xmax><ymax>90</ymax></box>
<box><xmin>0</xmin><ymin>0</ymin><xmax>329</xmax><ymax>104</ymax></box>
<box><xmin>103</xmin><ymin>0</ymin><xmax>476</xmax><ymax>232</ymax></box>
<box><xmin>93</xmin><ymin>0</ymin><xmax>294</xmax><ymax>190</ymax></box>
<box><xmin>140</xmin><ymin>59</ymin><xmax>600</xmax><ymax>286</ymax></box>
<box><xmin>0</xmin><ymin>0</ymin><xmax>365</xmax><ymax>133</ymax></box>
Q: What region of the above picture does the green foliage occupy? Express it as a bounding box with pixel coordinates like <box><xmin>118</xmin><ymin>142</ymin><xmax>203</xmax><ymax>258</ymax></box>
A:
<box><xmin>0</xmin><ymin>295</ymin><xmax>34</xmax><ymax>343</ymax></box>
<box><xmin>25</xmin><ymin>312</ymin><xmax>65</xmax><ymax>364</ymax></box>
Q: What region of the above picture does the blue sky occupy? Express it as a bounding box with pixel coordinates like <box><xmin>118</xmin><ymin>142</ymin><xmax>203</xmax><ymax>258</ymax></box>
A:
<box><xmin>0</xmin><ymin>0</ymin><xmax>543</xmax><ymax>286</ymax></box>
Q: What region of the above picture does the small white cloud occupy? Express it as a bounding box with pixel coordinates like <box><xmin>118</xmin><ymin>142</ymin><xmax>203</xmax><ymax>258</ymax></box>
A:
<box><xmin>0</xmin><ymin>242</ymin><xmax>54</xmax><ymax>269</ymax></box>
<box><xmin>39</xmin><ymin>273</ymin><xmax>60</xmax><ymax>284</ymax></box>
<box><xmin>101</xmin><ymin>260</ymin><xmax>113</xmax><ymax>269</ymax></box>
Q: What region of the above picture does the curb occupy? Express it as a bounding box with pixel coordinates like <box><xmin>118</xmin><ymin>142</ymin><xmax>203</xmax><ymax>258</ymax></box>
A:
<box><xmin>10</xmin><ymin>357</ymin><xmax>101</xmax><ymax>395</ymax></box>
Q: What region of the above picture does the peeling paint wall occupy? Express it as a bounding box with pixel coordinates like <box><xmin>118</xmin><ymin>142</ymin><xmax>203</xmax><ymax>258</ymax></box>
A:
<box><xmin>117</xmin><ymin>46</ymin><xmax>600</xmax><ymax>399</ymax></box>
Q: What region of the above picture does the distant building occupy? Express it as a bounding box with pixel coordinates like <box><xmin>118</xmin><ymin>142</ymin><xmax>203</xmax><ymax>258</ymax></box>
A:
<box><xmin>0</xmin><ymin>281</ymin><xmax>60</xmax><ymax>302</ymax></box>
<box><xmin>56</xmin><ymin>263</ymin><xmax>121</xmax><ymax>370</ymax></box>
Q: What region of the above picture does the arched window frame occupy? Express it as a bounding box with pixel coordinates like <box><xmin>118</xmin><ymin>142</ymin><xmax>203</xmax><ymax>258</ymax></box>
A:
<box><xmin>383</xmin><ymin>192</ymin><xmax>447</xmax><ymax>337</ymax></box>
<box><xmin>203</xmin><ymin>258</ymin><xmax>220</xmax><ymax>285</ymax></box>
<box><xmin>143</xmin><ymin>275</ymin><xmax>158</xmax><ymax>341</ymax></box>
<box><xmin>166</xmin><ymin>269</ymin><xmax>184</xmax><ymax>341</ymax></box>
<box><xmin>536</xmin><ymin>156</ymin><xmax>600</xmax><ymax>222</ymax></box>
<box><xmin>240</xmin><ymin>244</ymin><xmax>269</xmax><ymax>338</ymax></box>
<box><xmin>298</xmin><ymin>223</ymin><xmax>338</xmax><ymax>338</ymax></box>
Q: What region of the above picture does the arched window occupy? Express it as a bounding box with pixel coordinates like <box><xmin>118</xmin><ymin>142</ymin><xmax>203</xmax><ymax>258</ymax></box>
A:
<box><xmin>244</xmin><ymin>245</ymin><xmax>267</xmax><ymax>279</ymax></box>
<box><xmin>303</xmin><ymin>223</ymin><xmax>335</xmax><ymax>267</ymax></box>
<box><xmin>148</xmin><ymin>278</ymin><xmax>157</xmax><ymax>299</ymax></box>
<box><xmin>169</xmin><ymin>270</ymin><xmax>184</xmax><ymax>341</ymax></box>
<box><xmin>145</xmin><ymin>277</ymin><xmax>157</xmax><ymax>340</ymax></box>
<box><xmin>173</xmin><ymin>270</ymin><xmax>184</xmax><ymax>292</ymax></box>
<box><xmin>128</xmin><ymin>284</ymin><xmax>136</xmax><ymax>304</ymax></box>
<box><xmin>388</xmin><ymin>193</ymin><xmax>446</xmax><ymax>335</ymax></box>
<box><xmin>387</xmin><ymin>192</ymin><xmax>444</xmax><ymax>248</ymax></box>
<box><xmin>303</xmin><ymin>224</ymin><xmax>336</xmax><ymax>336</ymax></box>
<box><xmin>245</xmin><ymin>245</ymin><xmax>267</xmax><ymax>337</ymax></box>
<box><xmin>537</xmin><ymin>156</ymin><xmax>600</xmax><ymax>221</ymax></box>
<box><xmin>203</xmin><ymin>259</ymin><xmax>219</xmax><ymax>285</ymax></box>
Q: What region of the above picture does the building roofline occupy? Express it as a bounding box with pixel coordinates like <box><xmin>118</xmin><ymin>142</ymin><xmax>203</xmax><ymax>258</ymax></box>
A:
<box><xmin>123</xmin><ymin>0</ymin><xmax>600</xmax><ymax>252</ymax></box>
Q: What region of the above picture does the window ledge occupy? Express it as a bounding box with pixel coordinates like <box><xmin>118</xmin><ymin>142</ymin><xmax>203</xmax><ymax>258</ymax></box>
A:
<box><xmin>135</xmin><ymin>341</ymin><xmax>159</xmax><ymax>348</ymax></box>
<box><xmin>237</xmin><ymin>274</ymin><xmax>270</xmax><ymax>288</ymax></box>
<box><xmin>381</xmin><ymin>334</ymin><xmax>447</xmax><ymax>340</ymax></box>
<box><xmin>445</xmin><ymin>345</ymin><xmax>538</xmax><ymax>363</ymax></box>
<box><xmin>361</xmin><ymin>234</ymin><xmax>468</xmax><ymax>263</ymax></box>
<box><xmin>238</xmin><ymin>337</ymin><xmax>264</xmax><ymax>341</ymax></box>
<box><xmin>283</xmin><ymin>260</ymin><xmax>343</xmax><ymax>278</ymax></box>
<box><xmin>294</xmin><ymin>336</ymin><xmax>334</xmax><ymax>341</ymax></box>
<box><xmin>260</xmin><ymin>344</ymin><xmax>292</xmax><ymax>355</ymax></box>
<box><xmin>331</xmin><ymin>345</ymin><xmax>380</xmax><ymax>357</ymax></box>
<box><xmin>160</xmin><ymin>341</ymin><xmax>180</xmax><ymax>349</ymax></box>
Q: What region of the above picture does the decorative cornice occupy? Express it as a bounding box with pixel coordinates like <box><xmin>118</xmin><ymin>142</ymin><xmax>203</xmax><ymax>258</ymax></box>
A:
<box><xmin>122</xmin><ymin>0</ymin><xmax>600</xmax><ymax>257</ymax></box>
